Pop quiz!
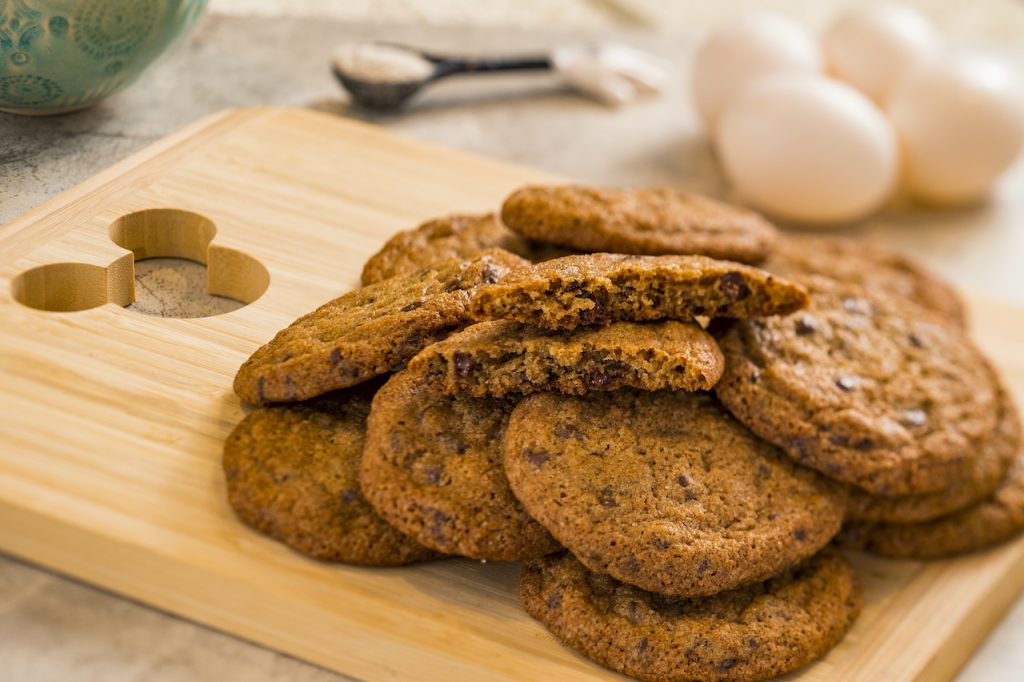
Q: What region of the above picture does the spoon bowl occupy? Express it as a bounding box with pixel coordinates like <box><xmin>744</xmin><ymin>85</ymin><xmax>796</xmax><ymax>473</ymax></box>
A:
<box><xmin>331</xmin><ymin>66</ymin><xmax>430</xmax><ymax>111</ymax></box>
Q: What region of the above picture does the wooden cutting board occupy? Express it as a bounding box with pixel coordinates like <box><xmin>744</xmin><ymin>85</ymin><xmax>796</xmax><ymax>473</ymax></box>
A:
<box><xmin>1</xmin><ymin>107</ymin><xmax>1023</xmax><ymax>682</ymax></box>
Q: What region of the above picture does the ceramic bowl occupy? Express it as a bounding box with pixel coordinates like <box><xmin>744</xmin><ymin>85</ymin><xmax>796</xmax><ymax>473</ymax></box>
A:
<box><xmin>0</xmin><ymin>0</ymin><xmax>207</xmax><ymax>115</ymax></box>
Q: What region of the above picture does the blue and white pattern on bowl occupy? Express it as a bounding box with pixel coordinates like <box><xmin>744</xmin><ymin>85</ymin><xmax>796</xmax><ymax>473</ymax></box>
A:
<box><xmin>0</xmin><ymin>0</ymin><xmax>207</xmax><ymax>114</ymax></box>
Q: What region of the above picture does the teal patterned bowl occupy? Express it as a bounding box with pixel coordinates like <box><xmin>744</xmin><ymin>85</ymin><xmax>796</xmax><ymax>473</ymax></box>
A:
<box><xmin>0</xmin><ymin>0</ymin><xmax>207</xmax><ymax>115</ymax></box>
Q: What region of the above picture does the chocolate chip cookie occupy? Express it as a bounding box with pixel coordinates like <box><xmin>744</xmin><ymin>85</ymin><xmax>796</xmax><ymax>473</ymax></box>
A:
<box><xmin>360</xmin><ymin>365</ymin><xmax>560</xmax><ymax>560</ymax></box>
<box><xmin>222</xmin><ymin>385</ymin><xmax>438</xmax><ymax>565</ymax></box>
<box><xmin>846</xmin><ymin>377</ymin><xmax>1020</xmax><ymax>523</ymax></box>
<box><xmin>360</xmin><ymin>213</ymin><xmax>533</xmax><ymax>285</ymax></box>
<box><xmin>234</xmin><ymin>249</ymin><xmax>529</xmax><ymax>405</ymax></box>
<box><xmin>765</xmin><ymin>234</ymin><xmax>966</xmax><ymax>327</ymax></box>
<box><xmin>407</xmin><ymin>319</ymin><xmax>724</xmax><ymax>397</ymax></box>
<box><xmin>841</xmin><ymin>447</ymin><xmax>1024</xmax><ymax>559</ymax></box>
<box><xmin>471</xmin><ymin>253</ymin><xmax>808</xmax><ymax>330</ymax></box>
<box><xmin>520</xmin><ymin>549</ymin><xmax>862</xmax><ymax>682</ymax></box>
<box><xmin>501</xmin><ymin>185</ymin><xmax>777</xmax><ymax>263</ymax></box>
<box><xmin>504</xmin><ymin>390</ymin><xmax>847</xmax><ymax>597</ymax></box>
<box><xmin>715</xmin><ymin>275</ymin><xmax>999</xmax><ymax>495</ymax></box>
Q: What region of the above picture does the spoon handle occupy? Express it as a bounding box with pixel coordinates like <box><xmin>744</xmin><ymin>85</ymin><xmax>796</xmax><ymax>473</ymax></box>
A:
<box><xmin>429</xmin><ymin>55</ymin><xmax>553</xmax><ymax>78</ymax></box>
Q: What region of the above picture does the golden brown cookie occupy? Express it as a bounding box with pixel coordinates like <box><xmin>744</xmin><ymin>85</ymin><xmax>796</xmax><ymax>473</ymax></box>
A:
<box><xmin>407</xmin><ymin>319</ymin><xmax>724</xmax><ymax>397</ymax></box>
<box><xmin>360</xmin><ymin>213</ymin><xmax>533</xmax><ymax>285</ymax></box>
<box><xmin>502</xmin><ymin>185</ymin><xmax>777</xmax><ymax>263</ymax></box>
<box><xmin>520</xmin><ymin>549</ymin><xmax>862</xmax><ymax>682</ymax></box>
<box><xmin>840</xmin><ymin>446</ymin><xmax>1024</xmax><ymax>559</ymax></box>
<box><xmin>846</xmin><ymin>377</ymin><xmax>1020</xmax><ymax>523</ymax></box>
<box><xmin>360</xmin><ymin>365</ymin><xmax>560</xmax><ymax>560</ymax></box>
<box><xmin>222</xmin><ymin>385</ymin><xmax>438</xmax><ymax>565</ymax></box>
<box><xmin>504</xmin><ymin>390</ymin><xmax>847</xmax><ymax>597</ymax></box>
<box><xmin>471</xmin><ymin>253</ymin><xmax>808</xmax><ymax>330</ymax></box>
<box><xmin>715</xmin><ymin>275</ymin><xmax>999</xmax><ymax>495</ymax></box>
<box><xmin>234</xmin><ymin>249</ymin><xmax>529</xmax><ymax>405</ymax></box>
<box><xmin>765</xmin><ymin>234</ymin><xmax>966</xmax><ymax>327</ymax></box>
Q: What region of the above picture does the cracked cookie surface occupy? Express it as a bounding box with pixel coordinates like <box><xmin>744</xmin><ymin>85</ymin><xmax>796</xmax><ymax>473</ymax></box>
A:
<box><xmin>234</xmin><ymin>249</ymin><xmax>529</xmax><ymax>405</ymax></box>
<box><xmin>504</xmin><ymin>390</ymin><xmax>846</xmax><ymax>597</ymax></box>
<box><xmin>471</xmin><ymin>253</ymin><xmax>807</xmax><ymax>330</ymax></box>
<box><xmin>519</xmin><ymin>549</ymin><xmax>862</xmax><ymax>682</ymax></box>
<box><xmin>407</xmin><ymin>319</ymin><xmax>723</xmax><ymax>397</ymax></box>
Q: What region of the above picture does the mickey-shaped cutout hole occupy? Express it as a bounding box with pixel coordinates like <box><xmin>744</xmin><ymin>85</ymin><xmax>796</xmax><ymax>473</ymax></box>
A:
<box><xmin>11</xmin><ymin>209</ymin><xmax>269</xmax><ymax>317</ymax></box>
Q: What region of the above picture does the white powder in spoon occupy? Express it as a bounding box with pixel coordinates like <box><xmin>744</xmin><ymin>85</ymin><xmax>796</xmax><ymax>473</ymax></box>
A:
<box><xmin>333</xmin><ymin>43</ymin><xmax>435</xmax><ymax>83</ymax></box>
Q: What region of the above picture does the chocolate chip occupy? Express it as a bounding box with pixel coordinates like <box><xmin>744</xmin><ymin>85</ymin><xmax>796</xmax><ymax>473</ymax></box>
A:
<box><xmin>756</xmin><ymin>463</ymin><xmax>771</xmax><ymax>479</ymax></box>
<box><xmin>908</xmin><ymin>333</ymin><xmax>924</xmax><ymax>348</ymax></box>
<box><xmin>747</xmin><ymin>637</ymin><xmax>759</xmax><ymax>649</ymax></box>
<box><xmin>329</xmin><ymin>347</ymin><xmax>342</xmax><ymax>365</ymax></box>
<box><xmin>400</xmin><ymin>300</ymin><xmax>423</xmax><ymax>312</ymax></box>
<box><xmin>684</xmin><ymin>490</ymin><xmax>698</xmax><ymax>502</ymax></box>
<box><xmin>718</xmin><ymin>658</ymin><xmax>739</xmax><ymax>671</ymax></box>
<box><xmin>564</xmin><ymin>281</ymin><xmax>584</xmax><ymax>293</ymax></box>
<box><xmin>903</xmin><ymin>409</ymin><xmax>927</xmax><ymax>427</ymax></box>
<box><xmin>453</xmin><ymin>352</ymin><xmax>476</xmax><ymax>377</ymax></box>
<box><xmin>795</xmin><ymin>315</ymin><xmax>818</xmax><ymax>336</ymax></box>
<box><xmin>653</xmin><ymin>537</ymin><xmax>671</xmax><ymax>550</ymax></box>
<box><xmin>718</xmin><ymin>272</ymin><xmax>751</xmax><ymax>302</ymax></box>
<box><xmin>423</xmin><ymin>466</ymin><xmax>445</xmax><ymax>485</ymax></box>
<box><xmin>584</xmin><ymin>366</ymin><xmax>610</xmax><ymax>388</ymax></box>
<box><xmin>677</xmin><ymin>474</ymin><xmax>690</xmax><ymax>487</ymax></box>
<box><xmin>525</xmin><ymin>448</ymin><xmax>552</xmax><ymax>468</ymax></box>
<box><xmin>835</xmin><ymin>375</ymin><xmax>860</xmax><ymax>392</ymax></box>
<box><xmin>427</xmin><ymin>508</ymin><xmax>451</xmax><ymax>542</ymax></box>
<box><xmin>340</xmin><ymin>489</ymin><xmax>360</xmax><ymax>503</ymax></box>
<box><xmin>698</xmin><ymin>558</ymin><xmax>711</xmax><ymax>575</ymax></box>
<box><xmin>554</xmin><ymin>424</ymin><xmax>584</xmax><ymax>441</ymax></box>
<box><xmin>578</xmin><ymin>300</ymin><xmax>606</xmax><ymax>325</ymax></box>
<box><xmin>794</xmin><ymin>528</ymin><xmax>807</xmax><ymax>541</ymax></box>
<box><xmin>597</xmin><ymin>487</ymin><xmax>619</xmax><ymax>508</ymax></box>
<box><xmin>636</xmin><ymin>638</ymin><xmax>649</xmax><ymax>653</ymax></box>
<box><xmin>546</xmin><ymin>592</ymin><xmax>562</xmax><ymax>609</ymax></box>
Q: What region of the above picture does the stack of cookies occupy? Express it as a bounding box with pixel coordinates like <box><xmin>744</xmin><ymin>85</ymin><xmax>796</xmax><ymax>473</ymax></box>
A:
<box><xmin>223</xmin><ymin>185</ymin><xmax>1023</xmax><ymax>682</ymax></box>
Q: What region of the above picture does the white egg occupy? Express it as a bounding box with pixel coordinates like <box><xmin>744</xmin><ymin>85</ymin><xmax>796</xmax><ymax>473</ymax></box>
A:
<box><xmin>692</xmin><ymin>11</ymin><xmax>821</xmax><ymax>131</ymax></box>
<box><xmin>888</xmin><ymin>58</ymin><xmax>1024</xmax><ymax>206</ymax></box>
<box><xmin>823</xmin><ymin>4</ymin><xmax>942</xmax><ymax>103</ymax></box>
<box><xmin>716</xmin><ymin>74</ymin><xmax>899</xmax><ymax>226</ymax></box>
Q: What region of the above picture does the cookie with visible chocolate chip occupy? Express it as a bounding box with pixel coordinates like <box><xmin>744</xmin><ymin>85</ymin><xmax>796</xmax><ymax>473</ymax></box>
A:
<box><xmin>471</xmin><ymin>253</ymin><xmax>808</xmax><ymax>331</ymax></box>
<box><xmin>360</xmin><ymin>365</ymin><xmax>560</xmax><ymax>560</ymax></box>
<box><xmin>519</xmin><ymin>549</ymin><xmax>862</xmax><ymax>682</ymax></box>
<box><xmin>846</xmin><ymin>376</ymin><xmax>1020</xmax><ymax>523</ymax></box>
<box><xmin>765</xmin><ymin>234</ymin><xmax>966</xmax><ymax>327</ymax></box>
<box><xmin>407</xmin><ymin>319</ymin><xmax>724</xmax><ymax>397</ymax></box>
<box><xmin>501</xmin><ymin>185</ymin><xmax>777</xmax><ymax>263</ymax></box>
<box><xmin>361</xmin><ymin>213</ymin><xmax>534</xmax><ymax>285</ymax></box>
<box><xmin>715</xmin><ymin>276</ymin><xmax>999</xmax><ymax>496</ymax></box>
<box><xmin>503</xmin><ymin>390</ymin><xmax>846</xmax><ymax>597</ymax></box>
<box><xmin>223</xmin><ymin>385</ymin><xmax>439</xmax><ymax>565</ymax></box>
<box><xmin>840</xmin><ymin>446</ymin><xmax>1024</xmax><ymax>559</ymax></box>
<box><xmin>234</xmin><ymin>249</ymin><xmax>529</xmax><ymax>405</ymax></box>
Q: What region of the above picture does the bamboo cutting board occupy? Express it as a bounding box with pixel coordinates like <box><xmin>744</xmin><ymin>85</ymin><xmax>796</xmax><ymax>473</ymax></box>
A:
<box><xmin>1</xmin><ymin>107</ymin><xmax>1024</xmax><ymax>682</ymax></box>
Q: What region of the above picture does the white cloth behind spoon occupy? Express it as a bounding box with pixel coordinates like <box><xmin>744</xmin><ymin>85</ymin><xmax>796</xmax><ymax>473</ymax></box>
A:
<box><xmin>552</xmin><ymin>44</ymin><xmax>668</xmax><ymax>106</ymax></box>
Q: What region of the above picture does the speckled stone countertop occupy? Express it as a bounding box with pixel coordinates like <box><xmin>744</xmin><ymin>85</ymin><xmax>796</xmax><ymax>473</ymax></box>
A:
<box><xmin>1</xmin><ymin>11</ymin><xmax>1023</xmax><ymax>682</ymax></box>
